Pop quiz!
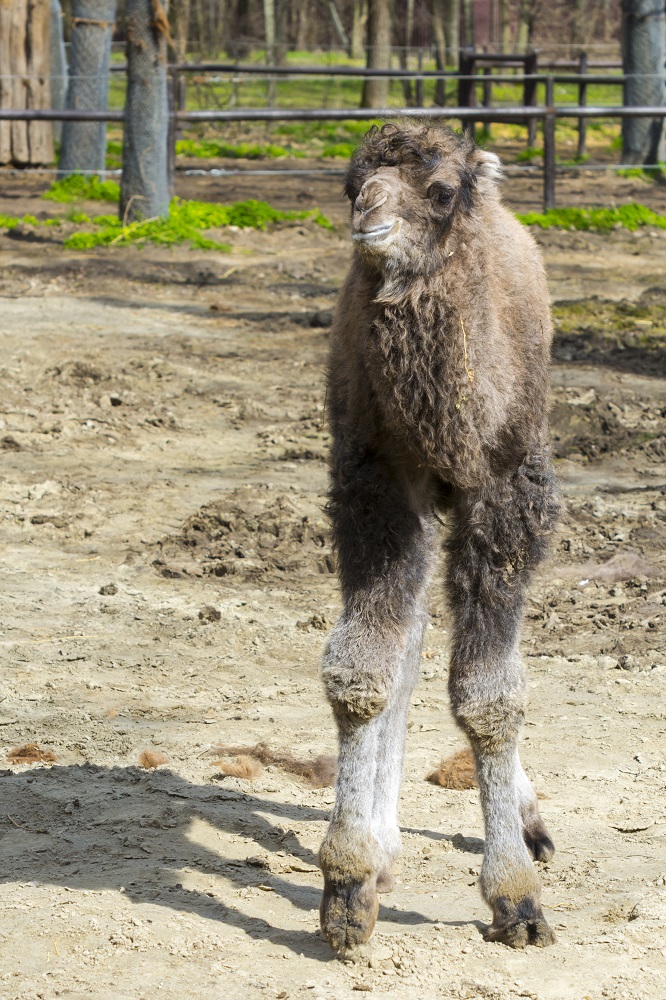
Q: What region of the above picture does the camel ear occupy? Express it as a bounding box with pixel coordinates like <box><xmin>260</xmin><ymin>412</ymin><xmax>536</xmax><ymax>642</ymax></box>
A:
<box><xmin>475</xmin><ymin>150</ymin><xmax>503</xmax><ymax>189</ymax></box>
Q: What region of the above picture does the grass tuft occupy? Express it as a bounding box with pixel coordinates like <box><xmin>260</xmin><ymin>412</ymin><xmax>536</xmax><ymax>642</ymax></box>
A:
<box><xmin>42</xmin><ymin>174</ymin><xmax>121</xmax><ymax>204</ymax></box>
<box><xmin>175</xmin><ymin>138</ymin><xmax>300</xmax><ymax>160</ymax></box>
<box><xmin>61</xmin><ymin>197</ymin><xmax>333</xmax><ymax>250</ymax></box>
<box><xmin>517</xmin><ymin>203</ymin><xmax>666</xmax><ymax>232</ymax></box>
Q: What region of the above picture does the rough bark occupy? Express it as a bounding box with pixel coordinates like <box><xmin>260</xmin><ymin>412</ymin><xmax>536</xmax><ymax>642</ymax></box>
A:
<box><xmin>432</xmin><ymin>0</ymin><xmax>447</xmax><ymax>105</ymax></box>
<box><xmin>170</xmin><ymin>0</ymin><xmax>190</xmax><ymax>61</ymax></box>
<box><xmin>621</xmin><ymin>0</ymin><xmax>665</xmax><ymax>164</ymax></box>
<box><xmin>515</xmin><ymin>0</ymin><xmax>535</xmax><ymax>51</ymax></box>
<box><xmin>120</xmin><ymin>0</ymin><xmax>170</xmax><ymax>222</ymax></box>
<box><xmin>350</xmin><ymin>0</ymin><xmax>367</xmax><ymax>60</ymax></box>
<box><xmin>361</xmin><ymin>0</ymin><xmax>391</xmax><ymax>109</ymax></box>
<box><xmin>498</xmin><ymin>0</ymin><xmax>510</xmax><ymax>52</ymax></box>
<box><xmin>59</xmin><ymin>0</ymin><xmax>116</xmax><ymax>176</ymax></box>
<box><xmin>461</xmin><ymin>0</ymin><xmax>475</xmax><ymax>48</ymax></box>
<box><xmin>50</xmin><ymin>0</ymin><xmax>67</xmax><ymax>144</ymax></box>
<box><xmin>0</xmin><ymin>0</ymin><xmax>54</xmax><ymax>166</ymax></box>
<box><xmin>444</xmin><ymin>0</ymin><xmax>459</xmax><ymax>67</ymax></box>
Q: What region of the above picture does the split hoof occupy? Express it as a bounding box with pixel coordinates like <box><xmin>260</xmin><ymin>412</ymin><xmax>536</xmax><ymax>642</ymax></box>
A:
<box><xmin>485</xmin><ymin>896</ymin><xmax>555</xmax><ymax>949</ymax></box>
<box><xmin>523</xmin><ymin>818</ymin><xmax>555</xmax><ymax>864</ymax></box>
<box><xmin>320</xmin><ymin>877</ymin><xmax>379</xmax><ymax>953</ymax></box>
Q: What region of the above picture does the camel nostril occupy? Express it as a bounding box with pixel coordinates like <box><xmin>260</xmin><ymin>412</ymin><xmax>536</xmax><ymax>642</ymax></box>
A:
<box><xmin>354</xmin><ymin>190</ymin><xmax>388</xmax><ymax>216</ymax></box>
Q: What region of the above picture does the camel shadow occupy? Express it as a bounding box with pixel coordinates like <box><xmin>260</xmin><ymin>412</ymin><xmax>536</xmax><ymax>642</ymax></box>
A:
<box><xmin>0</xmin><ymin>763</ymin><xmax>437</xmax><ymax>960</ymax></box>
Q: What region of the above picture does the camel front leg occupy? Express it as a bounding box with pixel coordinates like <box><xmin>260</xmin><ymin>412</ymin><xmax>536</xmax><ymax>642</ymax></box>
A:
<box><xmin>446</xmin><ymin>459</ymin><xmax>559</xmax><ymax>948</ymax></box>
<box><xmin>371</xmin><ymin>607</ymin><xmax>428</xmax><ymax>893</ymax></box>
<box><xmin>319</xmin><ymin>456</ymin><xmax>433</xmax><ymax>953</ymax></box>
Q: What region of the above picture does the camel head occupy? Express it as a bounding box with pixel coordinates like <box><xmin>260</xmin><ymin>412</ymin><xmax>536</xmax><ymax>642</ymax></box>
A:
<box><xmin>345</xmin><ymin>122</ymin><xmax>502</xmax><ymax>277</ymax></box>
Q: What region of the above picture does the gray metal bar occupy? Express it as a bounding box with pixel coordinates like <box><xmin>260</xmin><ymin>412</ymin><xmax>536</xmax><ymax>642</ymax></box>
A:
<box><xmin>0</xmin><ymin>105</ymin><xmax>663</xmax><ymax>123</ymax></box>
<box><xmin>107</xmin><ymin>63</ymin><xmax>657</xmax><ymax>86</ymax></box>
<box><xmin>543</xmin><ymin>76</ymin><xmax>556</xmax><ymax>211</ymax></box>
<box><xmin>577</xmin><ymin>52</ymin><xmax>588</xmax><ymax>158</ymax></box>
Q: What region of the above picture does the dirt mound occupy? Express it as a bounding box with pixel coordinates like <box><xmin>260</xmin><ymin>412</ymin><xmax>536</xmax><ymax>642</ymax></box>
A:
<box><xmin>550</xmin><ymin>393</ymin><xmax>634</xmax><ymax>460</ymax></box>
<box><xmin>552</xmin><ymin>292</ymin><xmax>666</xmax><ymax>378</ymax></box>
<box><xmin>153</xmin><ymin>486</ymin><xmax>334</xmax><ymax>580</ymax></box>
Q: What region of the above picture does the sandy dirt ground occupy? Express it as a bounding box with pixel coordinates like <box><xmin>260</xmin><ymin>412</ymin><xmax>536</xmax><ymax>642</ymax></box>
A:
<box><xmin>0</xmin><ymin>167</ymin><xmax>665</xmax><ymax>1000</ymax></box>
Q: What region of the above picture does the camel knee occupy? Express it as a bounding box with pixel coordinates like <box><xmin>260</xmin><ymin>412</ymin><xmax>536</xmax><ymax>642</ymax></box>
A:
<box><xmin>322</xmin><ymin>620</ymin><xmax>400</xmax><ymax>721</ymax></box>
<box><xmin>451</xmin><ymin>691</ymin><xmax>525</xmax><ymax>752</ymax></box>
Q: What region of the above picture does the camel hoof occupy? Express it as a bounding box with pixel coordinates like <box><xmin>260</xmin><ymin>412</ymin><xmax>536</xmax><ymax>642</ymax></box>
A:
<box><xmin>485</xmin><ymin>896</ymin><xmax>555</xmax><ymax>949</ymax></box>
<box><xmin>522</xmin><ymin>819</ymin><xmax>555</xmax><ymax>864</ymax></box>
<box><xmin>320</xmin><ymin>877</ymin><xmax>379</xmax><ymax>953</ymax></box>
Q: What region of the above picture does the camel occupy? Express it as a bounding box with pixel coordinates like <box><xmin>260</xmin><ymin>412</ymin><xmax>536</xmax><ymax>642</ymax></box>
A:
<box><xmin>318</xmin><ymin>121</ymin><xmax>561</xmax><ymax>954</ymax></box>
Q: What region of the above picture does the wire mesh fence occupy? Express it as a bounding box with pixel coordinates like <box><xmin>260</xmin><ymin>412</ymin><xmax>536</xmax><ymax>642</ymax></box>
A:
<box><xmin>59</xmin><ymin>0</ymin><xmax>117</xmax><ymax>176</ymax></box>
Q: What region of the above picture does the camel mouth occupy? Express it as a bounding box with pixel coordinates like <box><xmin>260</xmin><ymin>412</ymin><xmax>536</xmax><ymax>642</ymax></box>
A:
<box><xmin>352</xmin><ymin>220</ymin><xmax>399</xmax><ymax>245</ymax></box>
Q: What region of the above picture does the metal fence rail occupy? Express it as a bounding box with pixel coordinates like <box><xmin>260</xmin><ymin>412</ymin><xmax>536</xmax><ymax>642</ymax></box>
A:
<box><xmin>1</xmin><ymin>102</ymin><xmax>664</xmax><ymax>212</ymax></box>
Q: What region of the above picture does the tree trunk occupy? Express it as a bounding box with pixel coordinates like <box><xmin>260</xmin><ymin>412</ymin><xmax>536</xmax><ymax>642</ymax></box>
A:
<box><xmin>120</xmin><ymin>0</ymin><xmax>170</xmax><ymax>222</ymax></box>
<box><xmin>170</xmin><ymin>0</ymin><xmax>190</xmax><ymax>61</ymax></box>
<box><xmin>263</xmin><ymin>0</ymin><xmax>277</xmax><ymax>104</ymax></box>
<box><xmin>50</xmin><ymin>0</ymin><xmax>67</xmax><ymax>144</ymax></box>
<box><xmin>59</xmin><ymin>0</ymin><xmax>116</xmax><ymax>176</ymax></box>
<box><xmin>275</xmin><ymin>0</ymin><xmax>288</xmax><ymax>66</ymax></box>
<box><xmin>361</xmin><ymin>0</ymin><xmax>391</xmax><ymax>108</ymax></box>
<box><xmin>432</xmin><ymin>0</ymin><xmax>447</xmax><ymax>104</ymax></box>
<box><xmin>444</xmin><ymin>0</ymin><xmax>459</xmax><ymax>68</ymax></box>
<box><xmin>498</xmin><ymin>0</ymin><xmax>510</xmax><ymax>52</ymax></box>
<box><xmin>295</xmin><ymin>0</ymin><xmax>310</xmax><ymax>50</ymax></box>
<box><xmin>462</xmin><ymin>0</ymin><xmax>475</xmax><ymax>49</ymax></box>
<box><xmin>0</xmin><ymin>0</ymin><xmax>54</xmax><ymax>166</ymax></box>
<box><xmin>515</xmin><ymin>0</ymin><xmax>535</xmax><ymax>51</ymax></box>
<box><xmin>350</xmin><ymin>0</ymin><xmax>367</xmax><ymax>59</ymax></box>
<box><xmin>400</xmin><ymin>0</ymin><xmax>415</xmax><ymax>105</ymax></box>
<box><xmin>622</xmin><ymin>0</ymin><xmax>665</xmax><ymax>164</ymax></box>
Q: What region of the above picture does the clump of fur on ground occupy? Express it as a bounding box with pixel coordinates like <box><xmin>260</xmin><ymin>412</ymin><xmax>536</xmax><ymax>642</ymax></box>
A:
<box><xmin>427</xmin><ymin>748</ymin><xmax>477</xmax><ymax>789</ymax></box>
<box><xmin>7</xmin><ymin>743</ymin><xmax>57</xmax><ymax>764</ymax></box>
<box><xmin>211</xmin><ymin>742</ymin><xmax>337</xmax><ymax>787</ymax></box>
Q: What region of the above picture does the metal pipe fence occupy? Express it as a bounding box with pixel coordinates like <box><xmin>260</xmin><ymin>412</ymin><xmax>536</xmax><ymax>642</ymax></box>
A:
<box><xmin>1</xmin><ymin>102</ymin><xmax>664</xmax><ymax>213</ymax></box>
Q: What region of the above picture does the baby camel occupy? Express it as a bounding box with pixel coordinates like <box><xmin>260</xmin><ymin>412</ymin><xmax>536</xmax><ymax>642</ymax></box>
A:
<box><xmin>319</xmin><ymin>122</ymin><xmax>561</xmax><ymax>954</ymax></box>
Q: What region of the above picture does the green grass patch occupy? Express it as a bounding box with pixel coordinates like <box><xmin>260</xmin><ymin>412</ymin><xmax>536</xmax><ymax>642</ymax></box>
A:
<box><xmin>321</xmin><ymin>141</ymin><xmax>357</xmax><ymax>159</ymax></box>
<box><xmin>517</xmin><ymin>203</ymin><xmax>666</xmax><ymax>232</ymax></box>
<box><xmin>516</xmin><ymin>146</ymin><xmax>541</xmax><ymax>163</ymax></box>
<box><xmin>43</xmin><ymin>174</ymin><xmax>121</xmax><ymax>204</ymax></box>
<box><xmin>61</xmin><ymin>197</ymin><xmax>332</xmax><ymax>250</ymax></box>
<box><xmin>0</xmin><ymin>195</ymin><xmax>332</xmax><ymax>251</ymax></box>
<box><xmin>175</xmin><ymin>138</ymin><xmax>300</xmax><ymax>159</ymax></box>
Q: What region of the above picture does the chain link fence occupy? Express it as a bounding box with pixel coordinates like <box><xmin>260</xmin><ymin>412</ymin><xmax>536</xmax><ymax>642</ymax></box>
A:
<box><xmin>622</xmin><ymin>0</ymin><xmax>666</xmax><ymax>163</ymax></box>
<box><xmin>59</xmin><ymin>0</ymin><xmax>117</xmax><ymax>176</ymax></box>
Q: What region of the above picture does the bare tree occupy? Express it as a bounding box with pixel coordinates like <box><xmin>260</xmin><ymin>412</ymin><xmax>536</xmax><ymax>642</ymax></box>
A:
<box><xmin>120</xmin><ymin>0</ymin><xmax>170</xmax><ymax>221</ymax></box>
<box><xmin>50</xmin><ymin>0</ymin><xmax>67</xmax><ymax>144</ymax></box>
<box><xmin>361</xmin><ymin>0</ymin><xmax>391</xmax><ymax>108</ymax></box>
<box><xmin>350</xmin><ymin>0</ymin><xmax>367</xmax><ymax>58</ymax></box>
<box><xmin>0</xmin><ymin>0</ymin><xmax>54</xmax><ymax>166</ymax></box>
<box><xmin>621</xmin><ymin>0</ymin><xmax>665</xmax><ymax>164</ymax></box>
<box><xmin>59</xmin><ymin>0</ymin><xmax>116</xmax><ymax>176</ymax></box>
<box><xmin>432</xmin><ymin>0</ymin><xmax>447</xmax><ymax>104</ymax></box>
<box><xmin>170</xmin><ymin>0</ymin><xmax>191</xmax><ymax>60</ymax></box>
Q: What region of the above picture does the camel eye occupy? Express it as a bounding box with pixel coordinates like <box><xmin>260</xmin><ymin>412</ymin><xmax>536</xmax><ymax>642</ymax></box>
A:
<box><xmin>428</xmin><ymin>183</ymin><xmax>454</xmax><ymax>206</ymax></box>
